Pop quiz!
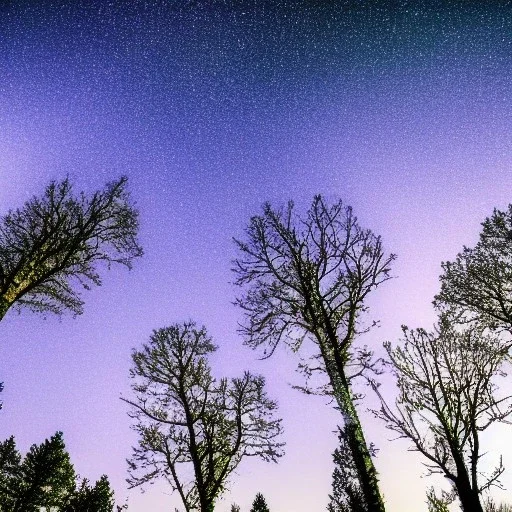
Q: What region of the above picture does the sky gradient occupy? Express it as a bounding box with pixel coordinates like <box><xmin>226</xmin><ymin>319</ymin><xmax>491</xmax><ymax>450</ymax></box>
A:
<box><xmin>1</xmin><ymin>1</ymin><xmax>512</xmax><ymax>510</ymax></box>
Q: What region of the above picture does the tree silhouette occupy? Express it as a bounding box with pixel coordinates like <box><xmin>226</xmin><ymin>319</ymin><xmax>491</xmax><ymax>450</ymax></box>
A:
<box><xmin>436</xmin><ymin>205</ymin><xmax>512</xmax><ymax>330</ymax></box>
<box><xmin>0</xmin><ymin>433</ymin><xmax>120</xmax><ymax>511</ymax></box>
<box><xmin>64</xmin><ymin>474</ymin><xmax>115</xmax><ymax>512</ymax></box>
<box><xmin>123</xmin><ymin>321</ymin><xmax>284</xmax><ymax>512</ymax></box>
<box><xmin>374</xmin><ymin>319</ymin><xmax>512</xmax><ymax>512</ymax></box>
<box><xmin>250</xmin><ymin>492</ymin><xmax>270</xmax><ymax>512</ymax></box>
<box><xmin>0</xmin><ymin>176</ymin><xmax>142</xmax><ymax>321</ymax></box>
<box><xmin>328</xmin><ymin>426</ymin><xmax>368</xmax><ymax>512</ymax></box>
<box><xmin>233</xmin><ymin>196</ymin><xmax>394</xmax><ymax>512</ymax></box>
<box><xmin>15</xmin><ymin>431</ymin><xmax>76</xmax><ymax>512</ymax></box>
<box><xmin>0</xmin><ymin>435</ymin><xmax>22</xmax><ymax>510</ymax></box>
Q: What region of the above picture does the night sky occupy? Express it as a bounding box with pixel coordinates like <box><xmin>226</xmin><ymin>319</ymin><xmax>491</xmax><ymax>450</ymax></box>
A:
<box><xmin>1</xmin><ymin>1</ymin><xmax>512</xmax><ymax>511</ymax></box>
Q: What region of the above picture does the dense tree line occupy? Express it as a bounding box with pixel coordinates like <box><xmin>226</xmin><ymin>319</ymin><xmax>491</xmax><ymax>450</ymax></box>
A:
<box><xmin>0</xmin><ymin>431</ymin><xmax>119</xmax><ymax>511</ymax></box>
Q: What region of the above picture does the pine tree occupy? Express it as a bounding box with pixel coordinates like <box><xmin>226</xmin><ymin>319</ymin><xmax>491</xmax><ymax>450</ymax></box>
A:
<box><xmin>0</xmin><ymin>436</ymin><xmax>22</xmax><ymax>510</ymax></box>
<box><xmin>16</xmin><ymin>431</ymin><xmax>76</xmax><ymax>512</ymax></box>
<box><xmin>64</xmin><ymin>474</ymin><xmax>115</xmax><ymax>512</ymax></box>
<box><xmin>250</xmin><ymin>492</ymin><xmax>270</xmax><ymax>512</ymax></box>
<box><xmin>328</xmin><ymin>426</ymin><xmax>367</xmax><ymax>512</ymax></box>
<box><xmin>0</xmin><ymin>432</ymin><xmax>121</xmax><ymax>511</ymax></box>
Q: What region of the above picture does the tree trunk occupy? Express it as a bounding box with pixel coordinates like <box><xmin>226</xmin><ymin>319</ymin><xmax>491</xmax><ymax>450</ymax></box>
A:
<box><xmin>453</xmin><ymin>459</ymin><xmax>484</xmax><ymax>512</ymax></box>
<box><xmin>456</xmin><ymin>483</ymin><xmax>484</xmax><ymax>512</ymax></box>
<box><xmin>325</xmin><ymin>357</ymin><xmax>386</xmax><ymax>512</ymax></box>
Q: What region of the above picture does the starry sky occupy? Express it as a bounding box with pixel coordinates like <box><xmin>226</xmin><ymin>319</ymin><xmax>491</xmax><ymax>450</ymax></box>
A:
<box><xmin>1</xmin><ymin>1</ymin><xmax>512</xmax><ymax>511</ymax></box>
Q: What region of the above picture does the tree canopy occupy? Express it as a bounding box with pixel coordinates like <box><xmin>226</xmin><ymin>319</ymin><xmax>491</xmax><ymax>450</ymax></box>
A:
<box><xmin>124</xmin><ymin>321</ymin><xmax>284</xmax><ymax>512</ymax></box>
<box><xmin>0</xmin><ymin>432</ymin><xmax>119</xmax><ymax>512</ymax></box>
<box><xmin>374</xmin><ymin>319</ymin><xmax>512</xmax><ymax>512</ymax></box>
<box><xmin>250</xmin><ymin>492</ymin><xmax>270</xmax><ymax>512</ymax></box>
<box><xmin>233</xmin><ymin>195</ymin><xmax>394</xmax><ymax>512</ymax></box>
<box><xmin>0</xmin><ymin>176</ymin><xmax>142</xmax><ymax>321</ymax></box>
<box><xmin>436</xmin><ymin>205</ymin><xmax>512</xmax><ymax>330</ymax></box>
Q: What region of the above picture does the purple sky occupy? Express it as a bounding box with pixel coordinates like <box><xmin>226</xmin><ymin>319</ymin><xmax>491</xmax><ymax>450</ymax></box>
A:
<box><xmin>1</xmin><ymin>1</ymin><xmax>512</xmax><ymax>510</ymax></box>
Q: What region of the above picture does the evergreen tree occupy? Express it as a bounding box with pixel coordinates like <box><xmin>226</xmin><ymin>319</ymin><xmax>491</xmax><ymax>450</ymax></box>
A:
<box><xmin>250</xmin><ymin>492</ymin><xmax>270</xmax><ymax>512</ymax></box>
<box><xmin>328</xmin><ymin>427</ymin><xmax>367</xmax><ymax>512</ymax></box>
<box><xmin>16</xmin><ymin>431</ymin><xmax>76</xmax><ymax>512</ymax></box>
<box><xmin>0</xmin><ymin>432</ymin><xmax>121</xmax><ymax>512</ymax></box>
<box><xmin>64</xmin><ymin>474</ymin><xmax>115</xmax><ymax>512</ymax></box>
<box><xmin>0</xmin><ymin>435</ymin><xmax>22</xmax><ymax>510</ymax></box>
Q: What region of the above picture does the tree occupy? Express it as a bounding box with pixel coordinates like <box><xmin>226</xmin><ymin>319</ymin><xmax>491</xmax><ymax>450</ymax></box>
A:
<box><xmin>484</xmin><ymin>498</ymin><xmax>512</xmax><ymax>512</ymax></box>
<box><xmin>0</xmin><ymin>433</ymin><xmax>121</xmax><ymax>512</ymax></box>
<box><xmin>233</xmin><ymin>196</ymin><xmax>395</xmax><ymax>512</ymax></box>
<box><xmin>250</xmin><ymin>492</ymin><xmax>270</xmax><ymax>512</ymax></box>
<box><xmin>436</xmin><ymin>205</ymin><xmax>512</xmax><ymax>330</ymax></box>
<box><xmin>425</xmin><ymin>487</ymin><xmax>454</xmax><ymax>512</ymax></box>
<box><xmin>328</xmin><ymin>426</ymin><xmax>368</xmax><ymax>512</ymax></box>
<box><xmin>0</xmin><ymin>176</ymin><xmax>142</xmax><ymax>321</ymax></box>
<box><xmin>15</xmin><ymin>431</ymin><xmax>76</xmax><ymax>512</ymax></box>
<box><xmin>230</xmin><ymin>504</ymin><xmax>241</xmax><ymax>512</ymax></box>
<box><xmin>0</xmin><ymin>435</ymin><xmax>22</xmax><ymax>510</ymax></box>
<box><xmin>123</xmin><ymin>321</ymin><xmax>284</xmax><ymax>512</ymax></box>
<box><xmin>373</xmin><ymin>319</ymin><xmax>512</xmax><ymax>512</ymax></box>
<box><xmin>64</xmin><ymin>475</ymin><xmax>115</xmax><ymax>512</ymax></box>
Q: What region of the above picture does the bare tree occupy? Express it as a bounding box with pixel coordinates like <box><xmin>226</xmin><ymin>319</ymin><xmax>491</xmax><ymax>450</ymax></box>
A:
<box><xmin>123</xmin><ymin>322</ymin><xmax>284</xmax><ymax>512</ymax></box>
<box><xmin>0</xmin><ymin>176</ymin><xmax>142</xmax><ymax>321</ymax></box>
<box><xmin>373</xmin><ymin>319</ymin><xmax>512</xmax><ymax>512</ymax></box>
<box><xmin>435</xmin><ymin>205</ymin><xmax>512</xmax><ymax>330</ymax></box>
<box><xmin>233</xmin><ymin>196</ymin><xmax>395</xmax><ymax>512</ymax></box>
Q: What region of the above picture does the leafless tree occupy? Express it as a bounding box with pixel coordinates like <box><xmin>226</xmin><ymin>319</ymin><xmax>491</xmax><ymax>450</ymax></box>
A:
<box><xmin>233</xmin><ymin>196</ymin><xmax>395</xmax><ymax>512</ymax></box>
<box><xmin>123</xmin><ymin>322</ymin><xmax>284</xmax><ymax>512</ymax></box>
<box><xmin>0</xmin><ymin>176</ymin><xmax>142</xmax><ymax>321</ymax></box>
<box><xmin>373</xmin><ymin>319</ymin><xmax>512</xmax><ymax>512</ymax></box>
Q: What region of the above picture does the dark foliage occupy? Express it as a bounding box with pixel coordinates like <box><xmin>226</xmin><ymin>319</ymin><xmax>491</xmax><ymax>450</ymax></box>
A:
<box><xmin>13</xmin><ymin>432</ymin><xmax>76</xmax><ymax>512</ymax></box>
<box><xmin>328</xmin><ymin>426</ymin><xmax>368</xmax><ymax>512</ymax></box>
<box><xmin>0</xmin><ymin>435</ymin><xmax>22</xmax><ymax>510</ymax></box>
<box><xmin>64</xmin><ymin>475</ymin><xmax>115</xmax><ymax>512</ymax></box>
<box><xmin>436</xmin><ymin>205</ymin><xmax>512</xmax><ymax>330</ymax></box>
<box><xmin>0</xmin><ymin>433</ymin><xmax>119</xmax><ymax>512</ymax></box>
<box><xmin>123</xmin><ymin>321</ymin><xmax>284</xmax><ymax>512</ymax></box>
<box><xmin>0</xmin><ymin>176</ymin><xmax>142</xmax><ymax>321</ymax></box>
<box><xmin>250</xmin><ymin>492</ymin><xmax>270</xmax><ymax>512</ymax></box>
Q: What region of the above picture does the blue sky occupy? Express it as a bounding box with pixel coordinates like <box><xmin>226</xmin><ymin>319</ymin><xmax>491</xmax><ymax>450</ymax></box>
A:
<box><xmin>1</xmin><ymin>1</ymin><xmax>512</xmax><ymax>510</ymax></box>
